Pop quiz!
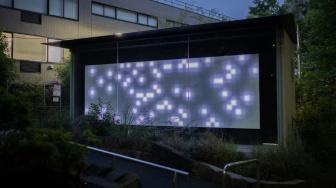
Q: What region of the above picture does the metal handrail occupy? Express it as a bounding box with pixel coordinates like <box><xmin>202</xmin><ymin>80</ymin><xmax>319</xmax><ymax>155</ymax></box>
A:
<box><xmin>86</xmin><ymin>145</ymin><xmax>189</xmax><ymax>188</ymax></box>
<box><xmin>151</xmin><ymin>0</ymin><xmax>235</xmax><ymax>21</ymax></box>
<box><xmin>223</xmin><ymin>159</ymin><xmax>260</xmax><ymax>188</ymax></box>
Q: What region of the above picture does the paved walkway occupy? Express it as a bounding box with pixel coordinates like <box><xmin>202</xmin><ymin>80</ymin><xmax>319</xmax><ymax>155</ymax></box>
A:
<box><xmin>84</xmin><ymin>150</ymin><xmax>223</xmax><ymax>188</ymax></box>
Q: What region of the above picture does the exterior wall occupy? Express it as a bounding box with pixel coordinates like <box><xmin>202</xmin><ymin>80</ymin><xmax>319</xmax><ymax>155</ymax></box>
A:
<box><xmin>277</xmin><ymin>28</ymin><xmax>296</xmax><ymax>145</ymax></box>
<box><xmin>0</xmin><ymin>0</ymin><xmax>214</xmax><ymax>84</ymax></box>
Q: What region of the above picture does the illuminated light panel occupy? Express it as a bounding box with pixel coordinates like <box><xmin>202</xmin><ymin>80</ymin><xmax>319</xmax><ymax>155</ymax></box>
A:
<box><xmin>189</xmin><ymin>62</ymin><xmax>199</xmax><ymax>68</ymax></box>
<box><xmin>136</xmin><ymin>93</ymin><xmax>144</xmax><ymax>98</ymax></box>
<box><xmin>214</xmin><ymin>78</ymin><xmax>223</xmax><ymax>84</ymax></box>
<box><xmin>164</xmin><ymin>64</ymin><xmax>172</xmax><ymax>69</ymax></box>
<box><xmin>235</xmin><ymin>109</ymin><xmax>242</xmax><ymax>115</ymax></box>
<box><xmin>222</xmin><ymin>91</ymin><xmax>228</xmax><ymax>97</ymax></box>
<box><xmin>239</xmin><ymin>55</ymin><xmax>245</xmax><ymax>61</ymax></box>
<box><xmin>107</xmin><ymin>71</ymin><xmax>112</xmax><ymax>77</ymax></box>
<box><xmin>139</xmin><ymin>77</ymin><xmax>144</xmax><ymax>83</ymax></box>
<box><xmin>85</xmin><ymin>54</ymin><xmax>260</xmax><ymax>129</ymax></box>
<box><xmin>120</xmin><ymin>64</ymin><xmax>125</xmax><ymax>68</ymax></box>
<box><xmin>253</xmin><ymin>68</ymin><xmax>259</xmax><ymax>74</ymax></box>
<box><xmin>98</xmin><ymin>78</ymin><xmax>104</xmax><ymax>84</ymax></box>
<box><xmin>136</xmin><ymin>62</ymin><xmax>144</xmax><ymax>67</ymax></box>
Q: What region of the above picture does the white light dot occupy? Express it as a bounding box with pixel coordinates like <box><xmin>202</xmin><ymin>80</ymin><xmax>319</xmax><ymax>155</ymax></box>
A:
<box><xmin>139</xmin><ymin>77</ymin><xmax>144</xmax><ymax>83</ymax></box>
<box><xmin>133</xmin><ymin>70</ymin><xmax>137</xmax><ymax>75</ymax></box>
<box><xmin>205</xmin><ymin>58</ymin><xmax>210</xmax><ymax>63</ymax></box>
<box><xmin>244</xmin><ymin>95</ymin><xmax>250</xmax><ymax>101</ymax></box>
<box><xmin>186</xmin><ymin>92</ymin><xmax>191</xmax><ymax>98</ymax></box>
<box><xmin>178</xmin><ymin>109</ymin><xmax>183</xmax><ymax>113</ymax></box>
<box><xmin>130</xmin><ymin>89</ymin><xmax>134</xmax><ymax>94</ymax></box>
<box><xmin>253</xmin><ymin>68</ymin><xmax>259</xmax><ymax>74</ymax></box>
<box><xmin>126</xmin><ymin>63</ymin><xmax>131</xmax><ymax>68</ymax></box>
<box><xmin>164</xmin><ymin>100</ymin><xmax>168</xmax><ymax>105</ymax></box>
<box><xmin>226</xmin><ymin>74</ymin><xmax>232</xmax><ymax>79</ymax></box>
<box><xmin>107</xmin><ymin>86</ymin><xmax>112</xmax><ymax>91</ymax></box>
<box><xmin>222</xmin><ymin>91</ymin><xmax>228</xmax><ymax>97</ymax></box>
<box><xmin>202</xmin><ymin>109</ymin><xmax>207</xmax><ymax>114</ymax></box>
<box><xmin>127</xmin><ymin>78</ymin><xmax>131</xmax><ymax>82</ymax></box>
<box><xmin>231</xmin><ymin>100</ymin><xmax>237</xmax><ymax>106</ymax></box>
<box><xmin>117</xmin><ymin>74</ymin><xmax>121</xmax><ymax>80</ymax></box>
<box><xmin>214</xmin><ymin>78</ymin><xmax>223</xmax><ymax>84</ymax></box>
<box><xmin>168</xmin><ymin>105</ymin><xmax>172</xmax><ymax>110</ymax></box>
<box><xmin>174</xmin><ymin>88</ymin><xmax>180</xmax><ymax>93</ymax></box>
<box><xmin>136</xmin><ymin>101</ymin><xmax>141</xmax><ymax>106</ymax></box>
<box><xmin>107</xmin><ymin>71</ymin><xmax>112</xmax><ymax>76</ymax></box>
<box><xmin>90</xmin><ymin>69</ymin><xmax>95</xmax><ymax>74</ymax></box>
<box><xmin>153</xmin><ymin>85</ymin><xmax>157</xmax><ymax>89</ymax></box>
<box><xmin>239</xmin><ymin>55</ymin><xmax>245</xmax><ymax>61</ymax></box>
<box><xmin>157</xmin><ymin>89</ymin><xmax>161</xmax><ymax>94</ymax></box>
<box><xmin>99</xmin><ymin>79</ymin><xmax>103</xmax><ymax>84</ymax></box>
<box><xmin>227</xmin><ymin>105</ymin><xmax>232</xmax><ymax>110</ymax></box>
<box><xmin>123</xmin><ymin>82</ymin><xmax>127</xmax><ymax>87</ymax></box>
<box><xmin>210</xmin><ymin>117</ymin><xmax>215</xmax><ymax>122</ymax></box>
<box><xmin>235</xmin><ymin>109</ymin><xmax>242</xmax><ymax>115</ymax></box>
<box><xmin>90</xmin><ymin>90</ymin><xmax>95</xmax><ymax>95</ymax></box>
<box><xmin>153</xmin><ymin>69</ymin><xmax>157</xmax><ymax>74</ymax></box>
<box><xmin>231</xmin><ymin>69</ymin><xmax>236</xmax><ymax>74</ymax></box>
<box><xmin>182</xmin><ymin>113</ymin><xmax>187</xmax><ymax>118</ymax></box>
<box><xmin>226</xmin><ymin>65</ymin><xmax>232</xmax><ymax>70</ymax></box>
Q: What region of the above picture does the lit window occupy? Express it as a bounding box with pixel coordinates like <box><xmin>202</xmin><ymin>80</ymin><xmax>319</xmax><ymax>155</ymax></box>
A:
<box><xmin>48</xmin><ymin>39</ymin><xmax>63</xmax><ymax>63</ymax></box>
<box><xmin>148</xmin><ymin>16</ymin><xmax>158</xmax><ymax>27</ymax></box>
<box><xmin>104</xmin><ymin>6</ymin><xmax>115</xmax><ymax>18</ymax></box>
<box><xmin>13</xmin><ymin>33</ymin><xmax>46</xmax><ymax>62</ymax></box>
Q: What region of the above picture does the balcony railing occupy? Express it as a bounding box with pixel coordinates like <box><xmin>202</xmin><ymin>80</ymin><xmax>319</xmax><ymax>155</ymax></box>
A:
<box><xmin>151</xmin><ymin>0</ymin><xmax>235</xmax><ymax>21</ymax></box>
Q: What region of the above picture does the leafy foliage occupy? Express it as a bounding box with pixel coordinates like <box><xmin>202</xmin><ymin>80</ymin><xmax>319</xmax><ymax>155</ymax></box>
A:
<box><xmin>0</xmin><ymin>30</ymin><xmax>18</xmax><ymax>90</ymax></box>
<box><xmin>247</xmin><ymin>0</ymin><xmax>288</xmax><ymax>18</ymax></box>
<box><xmin>54</xmin><ymin>57</ymin><xmax>71</xmax><ymax>87</ymax></box>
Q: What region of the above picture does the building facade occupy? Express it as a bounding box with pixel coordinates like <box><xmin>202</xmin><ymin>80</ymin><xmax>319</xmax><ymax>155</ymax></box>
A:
<box><xmin>0</xmin><ymin>0</ymin><xmax>217</xmax><ymax>83</ymax></box>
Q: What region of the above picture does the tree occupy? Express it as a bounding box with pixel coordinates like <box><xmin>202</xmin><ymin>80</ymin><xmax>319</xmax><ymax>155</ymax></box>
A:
<box><xmin>247</xmin><ymin>0</ymin><xmax>288</xmax><ymax>18</ymax></box>
<box><xmin>296</xmin><ymin>0</ymin><xmax>336</xmax><ymax>165</ymax></box>
<box><xmin>0</xmin><ymin>30</ymin><xmax>18</xmax><ymax>91</ymax></box>
<box><xmin>54</xmin><ymin>57</ymin><xmax>71</xmax><ymax>87</ymax></box>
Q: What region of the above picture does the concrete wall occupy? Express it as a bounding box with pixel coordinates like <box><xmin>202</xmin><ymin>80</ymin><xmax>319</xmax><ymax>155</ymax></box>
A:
<box><xmin>277</xmin><ymin>28</ymin><xmax>296</xmax><ymax>145</ymax></box>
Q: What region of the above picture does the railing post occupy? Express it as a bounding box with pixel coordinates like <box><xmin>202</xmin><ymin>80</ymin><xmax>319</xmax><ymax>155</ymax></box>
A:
<box><xmin>173</xmin><ymin>172</ymin><xmax>177</xmax><ymax>188</ymax></box>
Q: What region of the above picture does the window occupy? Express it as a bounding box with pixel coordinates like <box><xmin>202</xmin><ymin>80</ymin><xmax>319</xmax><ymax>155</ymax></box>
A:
<box><xmin>138</xmin><ymin>14</ymin><xmax>147</xmax><ymax>25</ymax></box>
<box><xmin>64</xmin><ymin>0</ymin><xmax>78</xmax><ymax>19</ymax></box>
<box><xmin>148</xmin><ymin>16</ymin><xmax>158</xmax><ymax>27</ymax></box>
<box><xmin>14</xmin><ymin>0</ymin><xmax>47</xmax><ymax>14</ymax></box>
<box><xmin>3</xmin><ymin>32</ymin><xmax>12</xmax><ymax>58</ymax></box>
<box><xmin>0</xmin><ymin>0</ymin><xmax>12</xmax><ymax>7</ymax></box>
<box><xmin>116</xmin><ymin>8</ymin><xmax>137</xmax><ymax>23</ymax></box>
<box><xmin>91</xmin><ymin>2</ymin><xmax>157</xmax><ymax>28</ymax></box>
<box><xmin>20</xmin><ymin>61</ymin><xmax>41</xmax><ymax>73</ymax></box>
<box><xmin>92</xmin><ymin>3</ymin><xmax>103</xmax><ymax>15</ymax></box>
<box><xmin>104</xmin><ymin>6</ymin><xmax>115</xmax><ymax>18</ymax></box>
<box><xmin>13</xmin><ymin>33</ymin><xmax>46</xmax><ymax>62</ymax></box>
<box><xmin>48</xmin><ymin>39</ymin><xmax>62</xmax><ymax>63</ymax></box>
<box><xmin>49</xmin><ymin>0</ymin><xmax>63</xmax><ymax>17</ymax></box>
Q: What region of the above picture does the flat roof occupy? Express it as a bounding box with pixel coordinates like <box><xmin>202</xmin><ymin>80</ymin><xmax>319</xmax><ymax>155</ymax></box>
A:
<box><xmin>51</xmin><ymin>14</ymin><xmax>296</xmax><ymax>49</ymax></box>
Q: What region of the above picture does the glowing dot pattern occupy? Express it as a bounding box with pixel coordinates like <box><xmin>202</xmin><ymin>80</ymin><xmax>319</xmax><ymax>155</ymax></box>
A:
<box><xmin>85</xmin><ymin>54</ymin><xmax>260</xmax><ymax>129</ymax></box>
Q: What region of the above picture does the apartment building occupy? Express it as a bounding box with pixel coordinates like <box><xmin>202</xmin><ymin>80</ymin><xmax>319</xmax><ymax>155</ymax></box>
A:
<box><xmin>0</xmin><ymin>0</ymin><xmax>217</xmax><ymax>83</ymax></box>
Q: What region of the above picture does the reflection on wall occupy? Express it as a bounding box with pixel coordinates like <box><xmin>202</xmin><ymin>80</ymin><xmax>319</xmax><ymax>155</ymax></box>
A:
<box><xmin>85</xmin><ymin>54</ymin><xmax>260</xmax><ymax>129</ymax></box>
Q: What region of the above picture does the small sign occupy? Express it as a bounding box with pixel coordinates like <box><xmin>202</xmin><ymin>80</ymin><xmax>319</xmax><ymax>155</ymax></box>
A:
<box><xmin>53</xmin><ymin>84</ymin><xmax>61</xmax><ymax>97</ymax></box>
<box><xmin>53</xmin><ymin>97</ymin><xmax>59</xmax><ymax>102</ymax></box>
